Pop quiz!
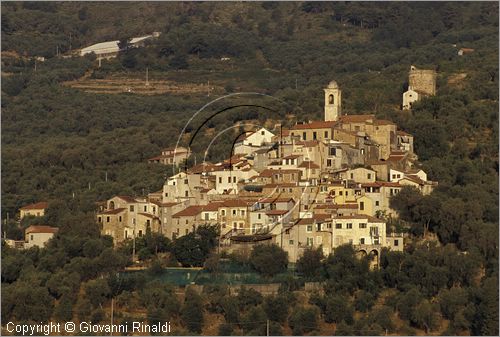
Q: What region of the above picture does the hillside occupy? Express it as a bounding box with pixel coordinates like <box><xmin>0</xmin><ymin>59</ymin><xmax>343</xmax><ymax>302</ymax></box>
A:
<box><xmin>1</xmin><ymin>2</ymin><xmax>499</xmax><ymax>336</ymax></box>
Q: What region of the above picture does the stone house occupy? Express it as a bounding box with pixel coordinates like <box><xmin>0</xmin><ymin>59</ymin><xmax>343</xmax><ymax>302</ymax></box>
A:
<box><xmin>20</xmin><ymin>202</ymin><xmax>48</xmax><ymax>219</ymax></box>
<box><xmin>25</xmin><ymin>225</ymin><xmax>58</xmax><ymax>249</ymax></box>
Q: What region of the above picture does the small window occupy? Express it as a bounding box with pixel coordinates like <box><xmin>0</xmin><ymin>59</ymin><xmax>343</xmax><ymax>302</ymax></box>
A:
<box><xmin>138</xmin><ymin>230</ymin><xmax>143</xmax><ymax>237</ymax></box>
<box><xmin>303</xmin><ymin>132</ymin><xmax>307</xmax><ymax>140</ymax></box>
<box><xmin>289</xmin><ymin>240</ymin><xmax>294</xmax><ymax>245</ymax></box>
<box><xmin>360</xmin><ymin>202</ymin><xmax>364</xmax><ymax>211</ymax></box>
<box><xmin>261</xmin><ymin>131</ymin><xmax>265</xmax><ymax>135</ymax></box>
<box><xmin>30</xmin><ymin>234</ymin><xmax>34</xmax><ymax>241</ymax></box>
<box><xmin>324</xmin><ymin>131</ymin><xmax>329</xmax><ymax>138</ymax></box>
<box><xmin>232</xmin><ymin>210</ymin><xmax>237</xmax><ymax>216</ymax></box>
<box><xmin>335</xmin><ymin>223</ymin><xmax>342</xmax><ymax>229</ymax></box>
<box><xmin>359</xmin><ymin>223</ymin><xmax>367</xmax><ymax>229</ymax></box>
<box><xmin>98</xmin><ymin>216</ymin><xmax>102</xmax><ymax>223</ymax></box>
<box><xmin>313</xmin><ymin>132</ymin><xmax>317</xmax><ymax>140</ymax></box>
<box><xmin>367</xmin><ymin>173</ymin><xmax>372</xmax><ymax>179</ymax></box>
<box><xmin>119</xmin><ymin>216</ymin><xmax>122</xmax><ymax>222</ymax></box>
<box><xmin>144</xmin><ymin>206</ymin><xmax>147</xmax><ymax>212</ymax></box>
<box><xmin>130</xmin><ymin>205</ymin><xmax>134</xmax><ymax>212</ymax></box>
<box><xmin>184</xmin><ymin>179</ymin><xmax>188</xmax><ymax>184</ymax></box>
<box><xmin>306</xmin><ymin>225</ymin><xmax>313</xmax><ymax>232</ymax></box>
<box><xmin>307</xmin><ymin>237</ymin><xmax>314</xmax><ymax>246</ymax></box>
<box><xmin>360</xmin><ymin>238</ymin><xmax>365</xmax><ymax>244</ymax></box>
<box><xmin>219</xmin><ymin>177</ymin><xmax>222</xmax><ymax>184</ymax></box>
<box><xmin>375</xmin><ymin>201</ymin><xmax>379</xmax><ymax>206</ymax></box>
<box><xmin>221</xmin><ymin>210</ymin><xmax>226</xmax><ymax>216</ymax></box>
<box><xmin>394</xmin><ymin>239</ymin><xmax>399</xmax><ymax>246</ymax></box>
<box><xmin>185</xmin><ymin>229</ymin><xmax>189</xmax><ymax>235</ymax></box>
<box><xmin>258</xmin><ymin>213</ymin><xmax>261</xmax><ymax>219</ymax></box>
<box><xmin>205</xmin><ymin>213</ymin><xmax>209</xmax><ymax>221</ymax></box>
<box><xmin>106</xmin><ymin>216</ymin><xmax>110</xmax><ymax>223</ymax></box>
<box><xmin>185</xmin><ymin>191</ymin><xmax>189</xmax><ymax>197</ymax></box>
<box><xmin>347</xmin><ymin>223</ymin><xmax>352</xmax><ymax>229</ymax></box>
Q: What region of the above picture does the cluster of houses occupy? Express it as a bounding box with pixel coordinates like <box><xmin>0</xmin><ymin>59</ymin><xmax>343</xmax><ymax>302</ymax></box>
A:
<box><xmin>8</xmin><ymin>80</ymin><xmax>437</xmax><ymax>265</ymax></box>
<box><xmin>5</xmin><ymin>202</ymin><xmax>59</xmax><ymax>249</ymax></box>
<box><xmin>96</xmin><ymin>80</ymin><xmax>437</xmax><ymax>264</ymax></box>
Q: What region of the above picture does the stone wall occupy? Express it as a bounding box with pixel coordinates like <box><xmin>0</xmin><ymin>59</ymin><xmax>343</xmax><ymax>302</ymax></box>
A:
<box><xmin>409</xmin><ymin>67</ymin><xmax>437</xmax><ymax>96</ymax></box>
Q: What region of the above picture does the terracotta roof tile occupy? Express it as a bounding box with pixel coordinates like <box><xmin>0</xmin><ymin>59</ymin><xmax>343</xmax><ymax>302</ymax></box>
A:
<box><xmin>172</xmin><ymin>206</ymin><xmax>202</xmax><ymax>218</ymax></box>
<box><xmin>339</xmin><ymin>114</ymin><xmax>375</xmax><ymax>123</ymax></box>
<box><xmin>20</xmin><ymin>202</ymin><xmax>48</xmax><ymax>210</ymax></box>
<box><xmin>25</xmin><ymin>225</ymin><xmax>59</xmax><ymax>234</ymax></box>
<box><xmin>117</xmin><ymin>196</ymin><xmax>137</xmax><ymax>203</ymax></box>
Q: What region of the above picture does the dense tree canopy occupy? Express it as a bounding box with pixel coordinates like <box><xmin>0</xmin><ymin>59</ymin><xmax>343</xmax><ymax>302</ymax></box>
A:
<box><xmin>1</xmin><ymin>2</ymin><xmax>498</xmax><ymax>334</ymax></box>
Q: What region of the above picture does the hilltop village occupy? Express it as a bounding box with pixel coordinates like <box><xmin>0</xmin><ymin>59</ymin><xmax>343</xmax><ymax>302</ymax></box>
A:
<box><xmin>8</xmin><ymin>68</ymin><xmax>441</xmax><ymax>266</ymax></box>
<box><xmin>91</xmin><ymin>76</ymin><xmax>437</xmax><ymax>265</ymax></box>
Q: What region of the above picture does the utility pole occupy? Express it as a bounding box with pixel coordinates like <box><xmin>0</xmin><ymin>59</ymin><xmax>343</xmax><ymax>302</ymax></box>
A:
<box><xmin>266</xmin><ymin>320</ymin><xmax>269</xmax><ymax>336</ymax></box>
<box><xmin>105</xmin><ymin>171</ymin><xmax>108</xmax><ymax>182</ymax></box>
<box><xmin>207</xmin><ymin>80</ymin><xmax>210</xmax><ymax>97</ymax></box>
<box><xmin>295</xmin><ymin>77</ymin><xmax>298</xmax><ymax>89</ymax></box>
<box><xmin>132</xmin><ymin>222</ymin><xmax>137</xmax><ymax>262</ymax></box>
<box><xmin>145</xmin><ymin>67</ymin><xmax>149</xmax><ymax>86</ymax></box>
<box><xmin>69</xmin><ymin>33</ymin><xmax>72</xmax><ymax>51</ymax></box>
<box><xmin>110</xmin><ymin>298</ymin><xmax>114</xmax><ymax>336</ymax></box>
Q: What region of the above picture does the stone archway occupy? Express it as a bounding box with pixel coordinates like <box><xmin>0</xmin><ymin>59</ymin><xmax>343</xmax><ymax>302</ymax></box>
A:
<box><xmin>368</xmin><ymin>249</ymin><xmax>380</xmax><ymax>269</ymax></box>
<box><xmin>356</xmin><ymin>249</ymin><xmax>368</xmax><ymax>259</ymax></box>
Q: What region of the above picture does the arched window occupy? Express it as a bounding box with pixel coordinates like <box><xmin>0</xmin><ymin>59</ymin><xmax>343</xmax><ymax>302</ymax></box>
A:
<box><xmin>329</xmin><ymin>94</ymin><xmax>334</xmax><ymax>104</ymax></box>
<box><xmin>109</xmin><ymin>201</ymin><xmax>115</xmax><ymax>210</ymax></box>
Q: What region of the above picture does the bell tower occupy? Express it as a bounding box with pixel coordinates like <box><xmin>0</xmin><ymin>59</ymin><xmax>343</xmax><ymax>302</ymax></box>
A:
<box><xmin>324</xmin><ymin>80</ymin><xmax>342</xmax><ymax>121</ymax></box>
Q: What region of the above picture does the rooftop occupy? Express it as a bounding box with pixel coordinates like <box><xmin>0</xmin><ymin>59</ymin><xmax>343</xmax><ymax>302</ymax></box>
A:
<box><xmin>25</xmin><ymin>225</ymin><xmax>59</xmax><ymax>234</ymax></box>
<box><xmin>20</xmin><ymin>201</ymin><xmax>48</xmax><ymax>210</ymax></box>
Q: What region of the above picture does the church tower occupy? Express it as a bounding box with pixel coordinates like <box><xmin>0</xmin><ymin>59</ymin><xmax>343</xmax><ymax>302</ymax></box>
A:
<box><xmin>324</xmin><ymin>80</ymin><xmax>342</xmax><ymax>121</ymax></box>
